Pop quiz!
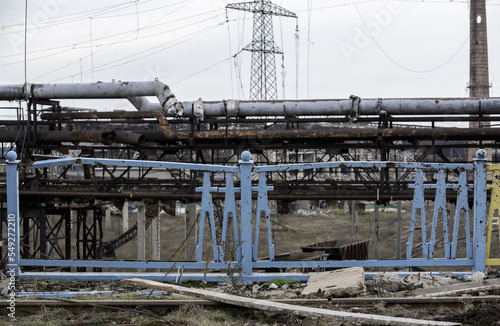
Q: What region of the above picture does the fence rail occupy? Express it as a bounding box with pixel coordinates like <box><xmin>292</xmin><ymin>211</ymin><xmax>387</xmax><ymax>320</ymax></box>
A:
<box><xmin>5</xmin><ymin>149</ymin><xmax>489</xmax><ymax>282</ymax></box>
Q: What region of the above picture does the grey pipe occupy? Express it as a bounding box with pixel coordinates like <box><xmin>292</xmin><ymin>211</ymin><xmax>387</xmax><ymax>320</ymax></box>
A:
<box><xmin>195</xmin><ymin>98</ymin><xmax>498</xmax><ymax>118</ymax></box>
<box><xmin>2</xmin><ymin>81</ymin><xmax>500</xmax><ymax>117</ymax></box>
<box><xmin>0</xmin><ymin>81</ymin><xmax>182</xmax><ymax>116</ymax></box>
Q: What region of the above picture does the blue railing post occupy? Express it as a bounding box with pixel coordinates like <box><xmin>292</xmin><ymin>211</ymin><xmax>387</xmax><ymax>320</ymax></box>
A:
<box><xmin>473</xmin><ymin>149</ymin><xmax>488</xmax><ymax>272</ymax></box>
<box><xmin>6</xmin><ymin>151</ymin><xmax>20</xmax><ymax>277</ymax></box>
<box><xmin>239</xmin><ymin>151</ymin><xmax>253</xmax><ymax>279</ymax></box>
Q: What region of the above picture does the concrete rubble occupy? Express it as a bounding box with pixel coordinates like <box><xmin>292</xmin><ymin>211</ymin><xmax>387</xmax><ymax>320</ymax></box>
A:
<box><xmin>302</xmin><ymin>267</ymin><xmax>366</xmax><ymax>297</ymax></box>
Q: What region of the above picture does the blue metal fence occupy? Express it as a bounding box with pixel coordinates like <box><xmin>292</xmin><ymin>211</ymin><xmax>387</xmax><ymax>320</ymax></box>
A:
<box><xmin>5</xmin><ymin>149</ymin><xmax>488</xmax><ymax>282</ymax></box>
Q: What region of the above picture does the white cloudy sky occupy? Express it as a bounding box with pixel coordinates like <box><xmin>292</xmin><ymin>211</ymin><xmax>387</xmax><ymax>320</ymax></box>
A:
<box><xmin>1</xmin><ymin>0</ymin><xmax>500</xmax><ymax>112</ymax></box>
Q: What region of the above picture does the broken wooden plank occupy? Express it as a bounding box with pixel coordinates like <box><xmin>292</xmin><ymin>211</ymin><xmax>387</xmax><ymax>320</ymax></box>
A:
<box><xmin>302</xmin><ymin>267</ymin><xmax>365</xmax><ymax>297</ymax></box>
<box><xmin>410</xmin><ymin>279</ymin><xmax>500</xmax><ymax>297</ymax></box>
<box><xmin>125</xmin><ymin>278</ymin><xmax>461</xmax><ymax>326</ymax></box>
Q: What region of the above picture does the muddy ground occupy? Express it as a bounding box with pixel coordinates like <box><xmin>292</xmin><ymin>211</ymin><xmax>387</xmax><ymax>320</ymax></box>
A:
<box><xmin>1</xmin><ymin>275</ymin><xmax>500</xmax><ymax>326</ymax></box>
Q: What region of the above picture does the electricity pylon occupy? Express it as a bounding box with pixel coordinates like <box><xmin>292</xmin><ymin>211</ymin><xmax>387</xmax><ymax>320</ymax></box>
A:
<box><xmin>226</xmin><ymin>0</ymin><xmax>297</xmax><ymax>100</ymax></box>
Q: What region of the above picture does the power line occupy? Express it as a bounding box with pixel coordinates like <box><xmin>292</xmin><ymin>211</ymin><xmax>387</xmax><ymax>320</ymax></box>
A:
<box><xmin>33</xmin><ymin>1</ymin><xmax>224</xmax><ymax>81</ymax></box>
<box><xmin>50</xmin><ymin>23</ymin><xmax>224</xmax><ymax>82</ymax></box>
<box><xmin>89</xmin><ymin>18</ymin><xmax>95</xmax><ymax>82</ymax></box>
<box><xmin>352</xmin><ymin>0</ymin><xmax>469</xmax><ymax>74</ymax></box>
<box><xmin>0</xmin><ymin>9</ymin><xmax>225</xmax><ymax>61</ymax></box>
<box><xmin>0</xmin><ymin>0</ymin><xmax>153</xmax><ymax>35</ymax></box>
<box><xmin>171</xmin><ymin>57</ymin><xmax>231</xmax><ymax>86</ymax></box>
<box><xmin>0</xmin><ymin>14</ymin><xmax>227</xmax><ymax>70</ymax></box>
<box><xmin>23</xmin><ymin>0</ymin><xmax>28</xmax><ymax>87</ymax></box>
<box><xmin>90</xmin><ymin>0</ymin><xmax>188</xmax><ymax>19</ymax></box>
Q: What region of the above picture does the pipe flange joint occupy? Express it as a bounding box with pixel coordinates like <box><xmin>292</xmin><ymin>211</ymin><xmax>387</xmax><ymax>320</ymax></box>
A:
<box><xmin>349</xmin><ymin>95</ymin><xmax>361</xmax><ymax>123</ymax></box>
<box><xmin>375</xmin><ymin>98</ymin><xmax>387</xmax><ymax>116</ymax></box>
<box><xmin>24</xmin><ymin>83</ymin><xmax>33</xmax><ymax>101</ymax></box>
<box><xmin>225</xmin><ymin>99</ymin><xmax>240</xmax><ymax>117</ymax></box>
<box><xmin>193</xmin><ymin>98</ymin><xmax>205</xmax><ymax>122</ymax></box>
<box><xmin>162</xmin><ymin>96</ymin><xmax>183</xmax><ymax>117</ymax></box>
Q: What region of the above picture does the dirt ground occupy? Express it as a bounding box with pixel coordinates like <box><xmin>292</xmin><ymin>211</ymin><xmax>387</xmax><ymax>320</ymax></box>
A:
<box><xmin>3</xmin><ymin>205</ymin><xmax>500</xmax><ymax>325</ymax></box>
<box><xmin>2</xmin><ymin>274</ymin><xmax>500</xmax><ymax>326</ymax></box>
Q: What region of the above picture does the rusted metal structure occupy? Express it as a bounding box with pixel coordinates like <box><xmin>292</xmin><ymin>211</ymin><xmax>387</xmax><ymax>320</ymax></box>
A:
<box><xmin>1</xmin><ymin>80</ymin><xmax>500</xmax><ymax>272</ymax></box>
<box><xmin>4</xmin><ymin>150</ymin><xmax>490</xmax><ymax>281</ymax></box>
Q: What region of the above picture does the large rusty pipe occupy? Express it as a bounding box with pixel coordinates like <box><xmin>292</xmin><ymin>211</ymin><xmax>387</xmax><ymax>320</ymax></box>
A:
<box><xmin>1</xmin><ymin>127</ymin><xmax>499</xmax><ymax>144</ymax></box>
<box><xmin>140</xmin><ymin>127</ymin><xmax>500</xmax><ymax>142</ymax></box>
<box><xmin>39</xmin><ymin>130</ymin><xmax>145</xmax><ymax>145</ymax></box>
<box><xmin>40</xmin><ymin>111</ymin><xmax>169</xmax><ymax>121</ymax></box>
<box><xmin>0</xmin><ymin>130</ymin><xmax>144</xmax><ymax>145</ymax></box>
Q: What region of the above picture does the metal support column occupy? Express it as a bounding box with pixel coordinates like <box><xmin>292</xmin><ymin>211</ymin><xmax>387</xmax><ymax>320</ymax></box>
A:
<box><xmin>105</xmin><ymin>205</ymin><xmax>111</xmax><ymax>230</ymax></box>
<box><xmin>6</xmin><ymin>151</ymin><xmax>20</xmax><ymax>276</ymax></box>
<box><xmin>473</xmin><ymin>149</ymin><xmax>488</xmax><ymax>271</ymax></box>
<box><xmin>122</xmin><ymin>200</ymin><xmax>129</xmax><ymax>233</ymax></box>
<box><xmin>374</xmin><ymin>203</ymin><xmax>380</xmax><ymax>260</ymax></box>
<box><xmin>137</xmin><ymin>202</ymin><xmax>146</xmax><ymax>269</ymax></box>
<box><xmin>396</xmin><ymin>201</ymin><xmax>402</xmax><ymax>260</ymax></box>
<box><xmin>150</xmin><ymin>202</ymin><xmax>161</xmax><ymax>262</ymax></box>
<box><xmin>185</xmin><ymin>201</ymin><xmax>197</xmax><ymax>261</ymax></box>
<box><xmin>239</xmin><ymin>151</ymin><xmax>253</xmax><ymax>279</ymax></box>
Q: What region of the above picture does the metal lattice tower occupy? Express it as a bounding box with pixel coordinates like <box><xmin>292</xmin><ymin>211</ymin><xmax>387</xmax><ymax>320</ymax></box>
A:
<box><xmin>226</xmin><ymin>0</ymin><xmax>296</xmax><ymax>100</ymax></box>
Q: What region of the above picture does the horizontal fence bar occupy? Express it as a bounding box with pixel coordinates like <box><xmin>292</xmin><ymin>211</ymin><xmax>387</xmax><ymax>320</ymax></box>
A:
<box><xmin>18</xmin><ymin>272</ymin><xmax>312</xmax><ymax>282</ymax></box>
<box><xmin>253</xmin><ymin>259</ymin><xmax>475</xmax><ymax>269</ymax></box>
<box><xmin>253</xmin><ymin>161</ymin><xmax>475</xmax><ymax>172</ymax></box>
<box><xmin>8</xmin><ymin>150</ymin><xmax>487</xmax><ymax>281</ymax></box>
<box><xmin>24</xmin><ymin>157</ymin><xmax>240</xmax><ymax>173</ymax></box>
<box><xmin>22</xmin><ymin>157</ymin><xmax>77</xmax><ymax>169</ymax></box>
<box><xmin>19</xmin><ymin>258</ymin><xmax>475</xmax><ymax>270</ymax></box>
<box><xmin>19</xmin><ymin>259</ymin><xmax>241</xmax><ymax>270</ymax></box>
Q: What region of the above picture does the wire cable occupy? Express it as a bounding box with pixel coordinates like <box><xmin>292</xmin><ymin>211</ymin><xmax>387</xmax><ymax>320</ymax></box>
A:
<box><xmin>56</xmin><ymin>23</ymin><xmax>223</xmax><ymax>81</ymax></box>
<box><xmin>307</xmin><ymin>0</ymin><xmax>313</xmax><ymax>98</ymax></box>
<box><xmin>171</xmin><ymin>57</ymin><xmax>231</xmax><ymax>86</ymax></box>
<box><xmin>226</xmin><ymin>10</ymin><xmax>235</xmax><ymax>98</ymax></box>
<box><xmin>352</xmin><ymin>0</ymin><xmax>469</xmax><ymax>73</ymax></box>
<box><xmin>0</xmin><ymin>9</ymin><xmax>224</xmax><ymax>60</ymax></box>
<box><xmin>0</xmin><ymin>1</ymin><xmax>153</xmax><ymax>36</ymax></box>
<box><xmin>34</xmin><ymin>1</ymin><xmax>218</xmax><ymax>81</ymax></box>
<box><xmin>23</xmin><ymin>0</ymin><xmax>28</xmax><ymax>87</ymax></box>
<box><xmin>89</xmin><ymin>17</ymin><xmax>95</xmax><ymax>82</ymax></box>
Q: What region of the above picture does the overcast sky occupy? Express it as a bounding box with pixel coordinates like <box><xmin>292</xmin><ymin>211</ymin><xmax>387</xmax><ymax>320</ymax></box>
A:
<box><xmin>1</xmin><ymin>0</ymin><xmax>500</xmax><ymax>112</ymax></box>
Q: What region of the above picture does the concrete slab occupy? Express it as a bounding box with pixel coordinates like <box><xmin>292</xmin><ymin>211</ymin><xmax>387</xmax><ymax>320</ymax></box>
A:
<box><xmin>409</xmin><ymin>278</ymin><xmax>500</xmax><ymax>297</ymax></box>
<box><xmin>302</xmin><ymin>267</ymin><xmax>365</xmax><ymax>297</ymax></box>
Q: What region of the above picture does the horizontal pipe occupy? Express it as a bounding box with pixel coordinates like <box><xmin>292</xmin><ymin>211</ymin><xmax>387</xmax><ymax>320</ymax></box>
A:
<box><xmin>140</xmin><ymin>127</ymin><xmax>500</xmax><ymax>142</ymax></box>
<box><xmin>2</xmin><ymin>81</ymin><xmax>500</xmax><ymax>117</ymax></box>
<box><xmin>40</xmin><ymin>111</ymin><xmax>169</xmax><ymax>121</ymax></box>
<box><xmin>185</xmin><ymin>98</ymin><xmax>500</xmax><ymax>117</ymax></box>
<box><xmin>0</xmin><ymin>127</ymin><xmax>498</xmax><ymax>144</ymax></box>
<box><xmin>0</xmin><ymin>81</ymin><xmax>182</xmax><ymax>116</ymax></box>
<box><xmin>38</xmin><ymin>130</ymin><xmax>144</xmax><ymax>145</ymax></box>
<box><xmin>0</xmin><ymin>130</ymin><xmax>144</xmax><ymax>145</ymax></box>
<box><xmin>0</xmin><ymin>81</ymin><xmax>170</xmax><ymax>99</ymax></box>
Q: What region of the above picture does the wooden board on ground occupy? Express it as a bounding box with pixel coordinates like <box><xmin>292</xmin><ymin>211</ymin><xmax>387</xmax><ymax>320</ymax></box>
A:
<box><xmin>302</xmin><ymin>267</ymin><xmax>365</xmax><ymax>297</ymax></box>
<box><xmin>125</xmin><ymin>278</ymin><xmax>461</xmax><ymax>326</ymax></box>
<box><xmin>410</xmin><ymin>278</ymin><xmax>500</xmax><ymax>297</ymax></box>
